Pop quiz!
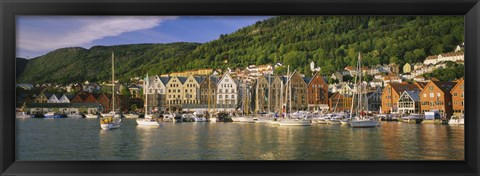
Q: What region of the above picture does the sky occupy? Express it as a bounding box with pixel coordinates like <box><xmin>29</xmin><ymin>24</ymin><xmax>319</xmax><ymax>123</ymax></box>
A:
<box><xmin>16</xmin><ymin>16</ymin><xmax>271</xmax><ymax>59</ymax></box>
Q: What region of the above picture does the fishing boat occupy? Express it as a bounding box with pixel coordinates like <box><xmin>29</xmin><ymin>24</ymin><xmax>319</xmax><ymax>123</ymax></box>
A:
<box><xmin>448</xmin><ymin>114</ymin><xmax>464</xmax><ymax>125</ymax></box>
<box><xmin>349</xmin><ymin>53</ymin><xmax>380</xmax><ymax>128</ymax></box>
<box><xmin>137</xmin><ymin>74</ymin><xmax>161</xmax><ymax>126</ymax></box>
<box><xmin>100</xmin><ymin>52</ymin><xmax>122</xmax><ymax>130</ymax></box>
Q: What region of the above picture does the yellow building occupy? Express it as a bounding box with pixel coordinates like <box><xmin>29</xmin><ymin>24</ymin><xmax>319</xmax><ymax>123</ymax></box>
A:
<box><xmin>403</xmin><ymin>63</ymin><xmax>413</xmax><ymax>73</ymax></box>
<box><xmin>165</xmin><ymin>76</ymin><xmax>186</xmax><ymax>111</ymax></box>
<box><xmin>183</xmin><ymin>75</ymin><xmax>204</xmax><ymax>104</ymax></box>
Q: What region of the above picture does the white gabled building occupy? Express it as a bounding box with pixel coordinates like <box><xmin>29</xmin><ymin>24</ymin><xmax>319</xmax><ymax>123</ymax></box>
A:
<box><xmin>47</xmin><ymin>94</ymin><xmax>61</xmax><ymax>103</ymax></box>
<box><xmin>58</xmin><ymin>94</ymin><xmax>71</xmax><ymax>103</ymax></box>
<box><xmin>216</xmin><ymin>73</ymin><xmax>238</xmax><ymax>108</ymax></box>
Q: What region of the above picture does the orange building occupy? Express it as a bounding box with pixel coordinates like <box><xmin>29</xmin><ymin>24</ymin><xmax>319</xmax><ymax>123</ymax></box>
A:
<box><xmin>328</xmin><ymin>92</ymin><xmax>352</xmax><ymax>112</ymax></box>
<box><xmin>307</xmin><ymin>72</ymin><xmax>329</xmax><ymax>111</ymax></box>
<box><xmin>419</xmin><ymin>80</ymin><xmax>457</xmax><ymax>118</ymax></box>
<box><xmin>450</xmin><ymin>78</ymin><xmax>464</xmax><ymax>115</ymax></box>
<box><xmin>381</xmin><ymin>82</ymin><xmax>421</xmax><ymax>114</ymax></box>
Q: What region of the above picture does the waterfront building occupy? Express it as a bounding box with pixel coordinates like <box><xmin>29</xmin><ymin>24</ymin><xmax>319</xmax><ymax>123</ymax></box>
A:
<box><xmin>284</xmin><ymin>71</ymin><xmax>308</xmax><ymax>111</ymax></box>
<box><xmin>199</xmin><ymin>75</ymin><xmax>219</xmax><ymax>111</ymax></box>
<box><xmin>418</xmin><ymin>80</ymin><xmax>457</xmax><ymax>118</ymax></box>
<box><xmin>254</xmin><ymin>75</ymin><xmax>269</xmax><ymax>113</ymax></box>
<box><xmin>58</xmin><ymin>94</ymin><xmax>73</xmax><ymax>103</ymax></box>
<box><xmin>450</xmin><ymin>78</ymin><xmax>464</xmax><ymax>115</ymax></box>
<box><xmin>328</xmin><ymin>92</ymin><xmax>352</xmax><ymax>112</ymax></box>
<box><xmin>397</xmin><ymin>90</ymin><xmax>421</xmax><ymax>114</ymax></box>
<box><xmin>165</xmin><ymin>76</ymin><xmax>187</xmax><ymax>112</ymax></box>
<box><xmin>33</xmin><ymin>92</ymin><xmax>51</xmax><ymax>103</ymax></box>
<box><xmin>268</xmin><ymin>75</ymin><xmax>283</xmax><ymax>113</ymax></box>
<box><xmin>183</xmin><ymin>75</ymin><xmax>204</xmax><ymax>105</ymax></box>
<box><xmin>381</xmin><ymin>82</ymin><xmax>421</xmax><ymax>114</ymax></box>
<box><xmin>97</xmin><ymin>93</ymin><xmax>129</xmax><ymax>113</ymax></box>
<box><xmin>307</xmin><ymin>72</ymin><xmax>329</xmax><ymax>112</ymax></box>
<box><xmin>216</xmin><ymin>73</ymin><xmax>238</xmax><ymax>110</ymax></box>
<box><xmin>366</xmin><ymin>87</ymin><xmax>382</xmax><ymax>112</ymax></box>
<box><xmin>26</xmin><ymin>102</ymin><xmax>102</xmax><ymax>115</ymax></box>
<box><xmin>145</xmin><ymin>75</ymin><xmax>168</xmax><ymax>112</ymax></box>
<box><xmin>47</xmin><ymin>94</ymin><xmax>61</xmax><ymax>103</ymax></box>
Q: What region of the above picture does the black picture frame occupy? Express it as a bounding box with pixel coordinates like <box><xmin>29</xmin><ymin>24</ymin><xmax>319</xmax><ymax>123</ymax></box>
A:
<box><xmin>1</xmin><ymin>0</ymin><xmax>479</xmax><ymax>175</ymax></box>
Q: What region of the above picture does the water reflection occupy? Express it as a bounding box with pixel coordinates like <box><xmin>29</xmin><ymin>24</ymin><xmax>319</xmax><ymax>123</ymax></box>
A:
<box><xmin>17</xmin><ymin>119</ymin><xmax>464</xmax><ymax>160</ymax></box>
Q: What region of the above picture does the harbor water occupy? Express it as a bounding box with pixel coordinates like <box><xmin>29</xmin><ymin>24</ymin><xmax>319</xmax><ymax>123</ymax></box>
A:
<box><xmin>16</xmin><ymin>118</ymin><xmax>464</xmax><ymax>160</ymax></box>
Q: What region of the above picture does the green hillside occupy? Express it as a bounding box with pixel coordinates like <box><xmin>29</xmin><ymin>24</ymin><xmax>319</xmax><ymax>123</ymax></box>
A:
<box><xmin>17</xmin><ymin>16</ymin><xmax>463</xmax><ymax>84</ymax></box>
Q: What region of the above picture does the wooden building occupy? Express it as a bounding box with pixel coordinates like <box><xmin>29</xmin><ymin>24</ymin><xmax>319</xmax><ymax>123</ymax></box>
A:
<box><xmin>307</xmin><ymin>72</ymin><xmax>329</xmax><ymax>112</ymax></box>
<box><xmin>450</xmin><ymin>78</ymin><xmax>464</xmax><ymax>115</ymax></box>
<box><xmin>381</xmin><ymin>82</ymin><xmax>421</xmax><ymax>114</ymax></box>
<box><xmin>419</xmin><ymin>80</ymin><xmax>457</xmax><ymax>118</ymax></box>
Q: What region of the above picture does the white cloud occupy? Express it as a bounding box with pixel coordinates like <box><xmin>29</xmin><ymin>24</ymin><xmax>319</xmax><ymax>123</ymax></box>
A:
<box><xmin>17</xmin><ymin>16</ymin><xmax>178</xmax><ymax>53</ymax></box>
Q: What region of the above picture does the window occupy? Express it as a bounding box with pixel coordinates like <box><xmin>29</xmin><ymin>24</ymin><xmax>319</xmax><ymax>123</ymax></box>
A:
<box><xmin>423</xmin><ymin>94</ymin><xmax>427</xmax><ymax>97</ymax></box>
<box><xmin>430</xmin><ymin>93</ymin><xmax>434</xmax><ymax>98</ymax></box>
<box><xmin>454</xmin><ymin>93</ymin><xmax>457</xmax><ymax>96</ymax></box>
<box><xmin>461</xmin><ymin>92</ymin><xmax>464</xmax><ymax>97</ymax></box>
<box><xmin>437</xmin><ymin>93</ymin><xmax>441</xmax><ymax>97</ymax></box>
<box><xmin>429</xmin><ymin>86</ymin><xmax>433</xmax><ymax>90</ymax></box>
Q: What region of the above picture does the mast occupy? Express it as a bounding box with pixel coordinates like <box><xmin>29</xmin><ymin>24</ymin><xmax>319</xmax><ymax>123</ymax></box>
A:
<box><xmin>112</xmin><ymin>52</ymin><xmax>115</xmax><ymax>115</ymax></box>
<box><xmin>350</xmin><ymin>52</ymin><xmax>360</xmax><ymax>120</ymax></box>
<box><xmin>145</xmin><ymin>73</ymin><xmax>149</xmax><ymax>116</ymax></box>
<box><xmin>286</xmin><ymin>66</ymin><xmax>291</xmax><ymax>116</ymax></box>
<box><xmin>358</xmin><ymin>52</ymin><xmax>363</xmax><ymax>119</ymax></box>
<box><xmin>268</xmin><ymin>75</ymin><xmax>271</xmax><ymax>113</ymax></box>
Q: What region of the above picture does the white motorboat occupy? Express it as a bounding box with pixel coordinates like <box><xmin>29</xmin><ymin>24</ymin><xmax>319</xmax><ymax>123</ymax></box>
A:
<box><xmin>100</xmin><ymin>116</ymin><xmax>121</xmax><ymax>130</ymax></box>
<box><xmin>448</xmin><ymin>114</ymin><xmax>464</xmax><ymax>125</ymax></box>
<box><xmin>350</xmin><ymin>118</ymin><xmax>381</xmax><ymax>128</ymax></box>
<box><xmin>161</xmin><ymin>114</ymin><xmax>175</xmax><ymax>122</ymax></box>
<box><xmin>67</xmin><ymin>113</ymin><xmax>84</xmax><ymax>119</ymax></box>
<box><xmin>85</xmin><ymin>114</ymin><xmax>98</xmax><ymax>118</ymax></box>
<box><xmin>207</xmin><ymin>117</ymin><xmax>217</xmax><ymax>123</ymax></box>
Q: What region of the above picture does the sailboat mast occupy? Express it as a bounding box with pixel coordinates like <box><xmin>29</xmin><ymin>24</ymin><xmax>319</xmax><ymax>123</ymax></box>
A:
<box><xmin>112</xmin><ymin>52</ymin><xmax>115</xmax><ymax>114</ymax></box>
<box><xmin>286</xmin><ymin>66</ymin><xmax>290</xmax><ymax>115</ymax></box>
<box><xmin>268</xmin><ymin>75</ymin><xmax>271</xmax><ymax>113</ymax></box>
<box><xmin>358</xmin><ymin>52</ymin><xmax>363</xmax><ymax>119</ymax></box>
<box><xmin>145</xmin><ymin>74</ymin><xmax>148</xmax><ymax>114</ymax></box>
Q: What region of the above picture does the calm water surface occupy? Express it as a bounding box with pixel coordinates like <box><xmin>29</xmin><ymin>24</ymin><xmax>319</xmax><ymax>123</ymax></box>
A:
<box><xmin>16</xmin><ymin>118</ymin><xmax>464</xmax><ymax>160</ymax></box>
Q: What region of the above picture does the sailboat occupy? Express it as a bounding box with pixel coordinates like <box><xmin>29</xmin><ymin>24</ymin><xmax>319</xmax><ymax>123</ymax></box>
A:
<box><xmin>137</xmin><ymin>74</ymin><xmax>161</xmax><ymax>126</ymax></box>
<box><xmin>349</xmin><ymin>52</ymin><xmax>380</xmax><ymax>128</ymax></box>
<box><xmin>100</xmin><ymin>52</ymin><xmax>122</xmax><ymax>130</ymax></box>
<box><xmin>278</xmin><ymin>66</ymin><xmax>311</xmax><ymax>126</ymax></box>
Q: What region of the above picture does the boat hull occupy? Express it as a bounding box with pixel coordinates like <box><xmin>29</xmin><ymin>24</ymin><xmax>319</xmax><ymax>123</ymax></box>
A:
<box><xmin>350</xmin><ymin>120</ymin><xmax>380</xmax><ymax>128</ymax></box>
<box><xmin>136</xmin><ymin>119</ymin><xmax>161</xmax><ymax>126</ymax></box>
<box><xmin>278</xmin><ymin>120</ymin><xmax>311</xmax><ymax>126</ymax></box>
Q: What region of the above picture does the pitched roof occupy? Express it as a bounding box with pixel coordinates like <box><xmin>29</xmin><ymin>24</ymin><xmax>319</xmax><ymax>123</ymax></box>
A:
<box><xmin>302</xmin><ymin>77</ymin><xmax>312</xmax><ymax>85</ymax></box>
<box><xmin>389</xmin><ymin>82</ymin><xmax>420</xmax><ymax>93</ymax></box>
<box><xmin>177</xmin><ymin>77</ymin><xmax>188</xmax><ymax>84</ymax></box>
<box><xmin>159</xmin><ymin>77</ymin><xmax>170</xmax><ymax>85</ymax></box>
<box><xmin>404</xmin><ymin>91</ymin><xmax>420</xmax><ymax>101</ymax></box>
<box><xmin>431</xmin><ymin>81</ymin><xmax>457</xmax><ymax>93</ymax></box>
<box><xmin>194</xmin><ymin>76</ymin><xmax>205</xmax><ymax>84</ymax></box>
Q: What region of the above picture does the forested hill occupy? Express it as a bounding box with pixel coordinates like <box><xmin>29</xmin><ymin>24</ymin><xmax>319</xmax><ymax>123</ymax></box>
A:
<box><xmin>17</xmin><ymin>16</ymin><xmax>463</xmax><ymax>84</ymax></box>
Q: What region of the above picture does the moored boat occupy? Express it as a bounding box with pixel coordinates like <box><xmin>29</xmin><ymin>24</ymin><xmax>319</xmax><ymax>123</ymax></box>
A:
<box><xmin>403</xmin><ymin>113</ymin><xmax>424</xmax><ymax>124</ymax></box>
<box><xmin>448</xmin><ymin>114</ymin><xmax>464</xmax><ymax>125</ymax></box>
<box><xmin>16</xmin><ymin>112</ymin><xmax>33</xmax><ymax>119</ymax></box>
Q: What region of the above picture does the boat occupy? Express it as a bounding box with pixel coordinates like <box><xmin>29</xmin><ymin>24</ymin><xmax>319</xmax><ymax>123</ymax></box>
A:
<box><xmin>67</xmin><ymin>113</ymin><xmax>84</xmax><ymax>119</ymax></box>
<box><xmin>161</xmin><ymin>113</ymin><xmax>175</xmax><ymax>122</ymax></box>
<box><xmin>448</xmin><ymin>114</ymin><xmax>464</xmax><ymax>125</ymax></box>
<box><xmin>124</xmin><ymin>113</ymin><xmax>139</xmax><ymax>118</ymax></box>
<box><xmin>192</xmin><ymin>112</ymin><xmax>207</xmax><ymax>122</ymax></box>
<box><xmin>16</xmin><ymin>112</ymin><xmax>33</xmax><ymax>119</ymax></box>
<box><xmin>402</xmin><ymin>113</ymin><xmax>424</xmax><ymax>124</ymax></box>
<box><xmin>100</xmin><ymin>52</ymin><xmax>122</xmax><ymax>130</ymax></box>
<box><xmin>349</xmin><ymin>53</ymin><xmax>380</xmax><ymax>128</ymax></box>
<box><xmin>85</xmin><ymin>114</ymin><xmax>99</xmax><ymax>118</ymax></box>
<box><xmin>44</xmin><ymin>112</ymin><xmax>65</xmax><ymax>119</ymax></box>
<box><xmin>340</xmin><ymin>118</ymin><xmax>351</xmax><ymax>125</ymax></box>
<box><xmin>101</xmin><ymin>111</ymin><xmax>122</xmax><ymax>118</ymax></box>
<box><xmin>278</xmin><ymin>117</ymin><xmax>311</xmax><ymax>126</ymax></box>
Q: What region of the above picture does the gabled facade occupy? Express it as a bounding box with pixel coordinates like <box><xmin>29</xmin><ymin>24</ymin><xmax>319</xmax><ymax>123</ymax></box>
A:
<box><xmin>307</xmin><ymin>72</ymin><xmax>329</xmax><ymax>111</ymax></box>
<box><xmin>328</xmin><ymin>92</ymin><xmax>352</xmax><ymax>112</ymax></box>
<box><xmin>183</xmin><ymin>75</ymin><xmax>203</xmax><ymax>104</ymax></box>
<box><xmin>58</xmin><ymin>94</ymin><xmax>72</xmax><ymax>103</ymax></box>
<box><xmin>47</xmin><ymin>94</ymin><xmax>61</xmax><ymax>103</ymax></box>
<box><xmin>216</xmin><ymin>73</ymin><xmax>237</xmax><ymax>108</ymax></box>
<box><xmin>200</xmin><ymin>75</ymin><xmax>218</xmax><ymax>109</ymax></box>
<box><xmin>419</xmin><ymin>80</ymin><xmax>457</xmax><ymax>118</ymax></box>
<box><xmin>284</xmin><ymin>71</ymin><xmax>308</xmax><ymax>111</ymax></box>
<box><xmin>97</xmin><ymin>93</ymin><xmax>128</xmax><ymax>113</ymax></box>
<box><xmin>33</xmin><ymin>92</ymin><xmax>50</xmax><ymax>103</ymax></box>
<box><xmin>366</xmin><ymin>87</ymin><xmax>382</xmax><ymax>112</ymax></box>
<box><xmin>450</xmin><ymin>78</ymin><xmax>464</xmax><ymax>115</ymax></box>
<box><xmin>397</xmin><ymin>91</ymin><xmax>421</xmax><ymax>114</ymax></box>
<box><xmin>269</xmin><ymin>75</ymin><xmax>283</xmax><ymax>113</ymax></box>
<box><xmin>381</xmin><ymin>82</ymin><xmax>420</xmax><ymax>114</ymax></box>
<box><xmin>145</xmin><ymin>75</ymin><xmax>167</xmax><ymax>112</ymax></box>
<box><xmin>165</xmin><ymin>76</ymin><xmax>185</xmax><ymax>111</ymax></box>
<box><xmin>254</xmin><ymin>75</ymin><xmax>269</xmax><ymax>113</ymax></box>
